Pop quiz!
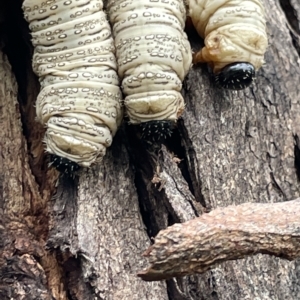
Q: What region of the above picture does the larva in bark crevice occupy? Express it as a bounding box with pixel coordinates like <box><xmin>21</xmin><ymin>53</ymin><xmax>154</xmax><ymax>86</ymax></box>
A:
<box><xmin>22</xmin><ymin>0</ymin><xmax>123</xmax><ymax>173</ymax></box>
<box><xmin>107</xmin><ymin>0</ymin><xmax>192</xmax><ymax>141</ymax></box>
<box><xmin>187</xmin><ymin>0</ymin><xmax>268</xmax><ymax>90</ymax></box>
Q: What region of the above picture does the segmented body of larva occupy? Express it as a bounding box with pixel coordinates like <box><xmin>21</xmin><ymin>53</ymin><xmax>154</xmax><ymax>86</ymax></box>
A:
<box><xmin>22</xmin><ymin>0</ymin><xmax>123</xmax><ymax>173</ymax></box>
<box><xmin>107</xmin><ymin>0</ymin><xmax>192</xmax><ymax>140</ymax></box>
<box><xmin>188</xmin><ymin>0</ymin><xmax>268</xmax><ymax>89</ymax></box>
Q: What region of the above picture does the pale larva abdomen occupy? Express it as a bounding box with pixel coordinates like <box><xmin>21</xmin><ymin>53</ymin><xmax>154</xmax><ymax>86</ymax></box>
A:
<box><xmin>107</xmin><ymin>0</ymin><xmax>192</xmax><ymax>140</ymax></box>
<box><xmin>22</xmin><ymin>0</ymin><xmax>123</xmax><ymax>173</ymax></box>
<box><xmin>188</xmin><ymin>0</ymin><xmax>268</xmax><ymax>90</ymax></box>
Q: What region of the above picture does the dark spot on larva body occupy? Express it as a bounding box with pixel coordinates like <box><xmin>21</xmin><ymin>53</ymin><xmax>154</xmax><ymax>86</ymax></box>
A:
<box><xmin>215</xmin><ymin>62</ymin><xmax>255</xmax><ymax>90</ymax></box>
<box><xmin>50</xmin><ymin>154</ymin><xmax>80</xmax><ymax>174</ymax></box>
<box><xmin>140</xmin><ymin>120</ymin><xmax>175</xmax><ymax>143</ymax></box>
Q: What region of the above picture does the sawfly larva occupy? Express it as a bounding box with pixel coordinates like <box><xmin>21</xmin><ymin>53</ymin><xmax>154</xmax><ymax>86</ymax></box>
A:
<box><xmin>22</xmin><ymin>0</ymin><xmax>123</xmax><ymax>173</ymax></box>
<box><xmin>188</xmin><ymin>0</ymin><xmax>268</xmax><ymax>90</ymax></box>
<box><xmin>107</xmin><ymin>0</ymin><xmax>192</xmax><ymax>141</ymax></box>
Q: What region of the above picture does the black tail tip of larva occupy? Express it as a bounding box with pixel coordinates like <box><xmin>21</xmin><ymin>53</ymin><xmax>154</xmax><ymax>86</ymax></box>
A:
<box><xmin>140</xmin><ymin>120</ymin><xmax>175</xmax><ymax>143</ymax></box>
<box><xmin>49</xmin><ymin>154</ymin><xmax>80</xmax><ymax>174</ymax></box>
<box><xmin>215</xmin><ymin>62</ymin><xmax>255</xmax><ymax>90</ymax></box>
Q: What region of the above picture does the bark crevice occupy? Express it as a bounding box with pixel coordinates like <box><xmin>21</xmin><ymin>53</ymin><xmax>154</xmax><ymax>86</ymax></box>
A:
<box><xmin>279</xmin><ymin>0</ymin><xmax>300</xmax><ymax>56</ymax></box>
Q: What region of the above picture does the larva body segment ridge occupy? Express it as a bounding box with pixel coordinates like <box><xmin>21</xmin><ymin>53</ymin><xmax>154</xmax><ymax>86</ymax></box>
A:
<box><xmin>22</xmin><ymin>0</ymin><xmax>123</xmax><ymax>172</ymax></box>
<box><xmin>107</xmin><ymin>0</ymin><xmax>192</xmax><ymax>141</ymax></box>
<box><xmin>188</xmin><ymin>0</ymin><xmax>268</xmax><ymax>90</ymax></box>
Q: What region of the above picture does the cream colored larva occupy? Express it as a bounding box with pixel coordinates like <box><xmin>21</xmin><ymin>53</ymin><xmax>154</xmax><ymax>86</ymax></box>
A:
<box><xmin>107</xmin><ymin>0</ymin><xmax>192</xmax><ymax>140</ymax></box>
<box><xmin>188</xmin><ymin>0</ymin><xmax>268</xmax><ymax>89</ymax></box>
<box><xmin>22</xmin><ymin>0</ymin><xmax>123</xmax><ymax>173</ymax></box>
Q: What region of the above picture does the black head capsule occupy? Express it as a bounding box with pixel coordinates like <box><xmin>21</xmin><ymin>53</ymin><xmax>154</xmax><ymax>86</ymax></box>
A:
<box><xmin>140</xmin><ymin>120</ymin><xmax>175</xmax><ymax>143</ymax></box>
<box><xmin>49</xmin><ymin>154</ymin><xmax>80</xmax><ymax>174</ymax></box>
<box><xmin>215</xmin><ymin>62</ymin><xmax>255</xmax><ymax>90</ymax></box>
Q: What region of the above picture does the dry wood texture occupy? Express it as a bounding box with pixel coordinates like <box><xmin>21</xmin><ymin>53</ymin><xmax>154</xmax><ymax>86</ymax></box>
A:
<box><xmin>138</xmin><ymin>199</ymin><xmax>300</xmax><ymax>281</ymax></box>
<box><xmin>1</xmin><ymin>0</ymin><xmax>300</xmax><ymax>299</ymax></box>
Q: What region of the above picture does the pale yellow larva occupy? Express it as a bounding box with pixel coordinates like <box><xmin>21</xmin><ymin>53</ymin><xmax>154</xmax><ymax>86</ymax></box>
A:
<box><xmin>107</xmin><ymin>0</ymin><xmax>192</xmax><ymax>140</ymax></box>
<box><xmin>187</xmin><ymin>0</ymin><xmax>268</xmax><ymax>89</ymax></box>
<box><xmin>22</xmin><ymin>0</ymin><xmax>123</xmax><ymax>172</ymax></box>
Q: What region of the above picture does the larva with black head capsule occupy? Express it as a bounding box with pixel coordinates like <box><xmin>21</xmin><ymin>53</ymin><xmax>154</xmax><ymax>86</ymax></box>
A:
<box><xmin>187</xmin><ymin>0</ymin><xmax>268</xmax><ymax>90</ymax></box>
<box><xmin>107</xmin><ymin>0</ymin><xmax>192</xmax><ymax>142</ymax></box>
<box><xmin>22</xmin><ymin>0</ymin><xmax>123</xmax><ymax>173</ymax></box>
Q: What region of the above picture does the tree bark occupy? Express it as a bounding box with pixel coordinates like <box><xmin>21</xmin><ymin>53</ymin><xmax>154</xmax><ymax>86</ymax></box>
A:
<box><xmin>1</xmin><ymin>0</ymin><xmax>300</xmax><ymax>299</ymax></box>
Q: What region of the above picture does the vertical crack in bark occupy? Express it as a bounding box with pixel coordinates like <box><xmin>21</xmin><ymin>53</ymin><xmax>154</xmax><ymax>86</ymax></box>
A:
<box><xmin>293</xmin><ymin>134</ymin><xmax>300</xmax><ymax>181</ymax></box>
<box><xmin>1</xmin><ymin>0</ymin><xmax>30</xmax><ymax>103</ymax></box>
<box><xmin>125</xmin><ymin>124</ymin><xmax>170</xmax><ymax>239</ymax></box>
<box><xmin>62</xmin><ymin>256</ymin><xmax>96</xmax><ymax>300</ymax></box>
<box><xmin>278</xmin><ymin>0</ymin><xmax>300</xmax><ymax>57</ymax></box>
<box><xmin>177</xmin><ymin>118</ymin><xmax>207</xmax><ymax>209</ymax></box>
<box><xmin>163</xmin><ymin>122</ymin><xmax>207</xmax><ymax>216</ymax></box>
<box><xmin>0</xmin><ymin>46</ymin><xmax>61</xmax><ymax>300</ymax></box>
<box><xmin>125</xmin><ymin>119</ymin><xmax>205</xmax><ymax>241</ymax></box>
<box><xmin>279</xmin><ymin>0</ymin><xmax>300</xmax><ymax>34</ymax></box>
<box><xmin>47</xmin><ymin>175</ymin><xmax>80</xmax><ymax>254</ymax></box>
<box><xmin>164</xmin><ymin>124</ymin><xmax>196</xmax><ymax>198</ymax></box>
<box><xmin>47</xmin><ymin>174</ymin><xmax>103</xmax><ymax>299</ymax></box>
<box><xmin>0</xmin><ymin>10</ymin><xmax>60</xmax><ymax>297</ymax></box>
<box><xmin>166</xmin><ymin>278</ymin><xmax>190</xmax><ymax>300</ymax></box>
<box><xmin>1</xmin><ymin>0</ymin><xmax>47</xmax><ymax>186</ymax></box>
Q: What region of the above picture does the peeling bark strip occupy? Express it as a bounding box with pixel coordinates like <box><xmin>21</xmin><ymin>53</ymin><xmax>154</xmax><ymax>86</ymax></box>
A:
<box><xmin>138</xmin><ymin>199</ymin><xmax>300</xmax><ymax>281</ymax></box>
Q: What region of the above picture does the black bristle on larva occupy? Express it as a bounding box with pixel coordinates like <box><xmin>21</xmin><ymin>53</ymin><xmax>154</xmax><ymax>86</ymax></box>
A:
<box><xmin>140</xmin><ymin>120</ymin><xmax>175</xmax><ymax>143</ymax></box>
<box><xmin>49</xmin><ymin>154</ymin><xmax>80</xmax><ymax>174</ymax></box>
<box><xmin>215</xmin><ymin>62</ymin><xmax>255</xmax><ymax>90</ymax></box>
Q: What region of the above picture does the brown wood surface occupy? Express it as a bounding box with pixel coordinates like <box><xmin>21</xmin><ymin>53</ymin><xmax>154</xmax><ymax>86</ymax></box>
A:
<box><xmin>0</xmin><ymin>0</ymin><xmax>300</xmax><ymax>299</ymax></box>
<box><xmin>138</xmin><ymin>199</ymin><xmax>300</xmax><ymax>281</ymax></box>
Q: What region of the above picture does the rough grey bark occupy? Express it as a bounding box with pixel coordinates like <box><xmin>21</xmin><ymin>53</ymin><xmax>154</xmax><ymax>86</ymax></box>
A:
<box><xmin>0</xmin><ymin>0</ymin><xmax>300</xmax><ymax>300</ymax></box>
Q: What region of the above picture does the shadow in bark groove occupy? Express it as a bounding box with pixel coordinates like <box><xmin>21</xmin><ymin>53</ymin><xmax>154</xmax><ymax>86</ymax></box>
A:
<box><xmin>164</xmin><ymin>122</ymin><xmax>196</xmax><ymax>199</ymax></box>
<box><xmin>1</xmin><ymin>0</ymin><xmax>48</xmax><ymax>186</ymax></box>
<box><xmin>63</xmin><ymin>256</ymin><xmax>96</xmax><ymax>300</ymax></box>
<box><xmin>279</xmin><ymin>0</ymin><xmax>300</xmax><ymax>34</ymax></box>
<box><xmin>125</xmin><ymin>124</ymin><xmax>170</xmax><ymax>239</ymax></box>
<box><xmin>125</xmin><ymin>118</ymin><xmax>205</xmax><ymax>240</ymax></box>
<box><xmin>47</xmin><ymin>175</ymin><xmax>79</xmax><ymax>253</ymax></box>
<box><xmin>177</xmin><ymin>119</ymin><xmax>207</xmax><ymax>209</ymax></box>
<box><xmin>294</xmin><ymin>134</ymin><xmax>300</xmax><ymax>181</ymax></box>
<box><xmin>278</xmin><ymin>0</ymin><xmax>300</xmax><ymax>56</ymax></box>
